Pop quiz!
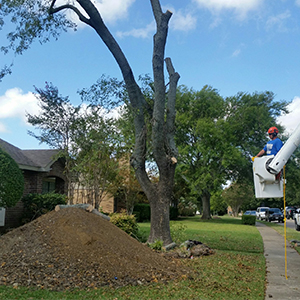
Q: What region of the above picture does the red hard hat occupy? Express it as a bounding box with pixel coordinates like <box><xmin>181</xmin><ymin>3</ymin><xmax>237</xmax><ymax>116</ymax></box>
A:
<box><xmin>268</xmin><ymin>127</ymin><xmax>279</xmax><ymax>135</ymax></box>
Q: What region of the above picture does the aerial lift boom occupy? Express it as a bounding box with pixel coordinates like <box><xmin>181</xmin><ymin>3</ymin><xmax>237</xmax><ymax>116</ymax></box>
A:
<box><xmin>253</xmin><ymin>123</ymin><xmax>300</xmax><ymax>198</ymax></box>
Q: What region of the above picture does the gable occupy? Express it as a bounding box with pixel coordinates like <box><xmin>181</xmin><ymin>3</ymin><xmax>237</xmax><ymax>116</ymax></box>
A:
<box><xmin>0</xmin><ymin>138</ymin><xmax>60</xmax><ymax>172</ymax></box>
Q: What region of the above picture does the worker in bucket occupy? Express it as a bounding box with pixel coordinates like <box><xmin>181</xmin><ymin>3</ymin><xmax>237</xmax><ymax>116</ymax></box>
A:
<box><xmin>256</xmin><ymin>126</ymin><xmax>283</xmax><ymax>157</ymax></box>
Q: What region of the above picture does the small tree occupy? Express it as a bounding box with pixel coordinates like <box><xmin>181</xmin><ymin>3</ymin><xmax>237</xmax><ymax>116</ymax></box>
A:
<box><xmin>0</xmin><ymin>148</ymin><xmax>24</xmax><ymax>207</ymax></box>
<box><xmin>73</xmin><ymin>111</ymin><xmax>121</xmax><ymax>210</ymax></box>
<box><xmin>27</xmin><ymin>83</ymin><xmax>81</xmax><ymax>200</ymax></box>
<box><xmin>222</xmin><ymin>182</ymin><xmax>255</xmax><ymax>217</ymax></box>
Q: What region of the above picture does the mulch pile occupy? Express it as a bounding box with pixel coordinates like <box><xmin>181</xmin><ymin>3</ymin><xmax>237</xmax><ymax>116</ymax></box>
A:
<box><xmin>0</xmin><ymin>208</ymin><xmax>187</xmax><ymax>291</ymax></box>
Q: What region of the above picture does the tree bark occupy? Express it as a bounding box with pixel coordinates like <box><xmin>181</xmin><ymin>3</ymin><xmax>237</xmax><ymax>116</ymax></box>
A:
<box><xmin>201</xmin><ymin>191</ymin><xmax>212</xmax><ymax>220</ymax></box>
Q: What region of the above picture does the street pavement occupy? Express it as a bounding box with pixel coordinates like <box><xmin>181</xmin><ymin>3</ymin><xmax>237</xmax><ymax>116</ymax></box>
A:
<box><xmin>256</xmin><ymin>222</ymin><xmax>300</xmax><ymax>300</ymax></box>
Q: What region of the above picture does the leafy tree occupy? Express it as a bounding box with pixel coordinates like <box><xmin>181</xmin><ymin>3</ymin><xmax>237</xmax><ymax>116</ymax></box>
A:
<box><xmin>1</xmin><ymin>0</ymin><xmax>179</xmax><ymax>245</ymax></box>
<box><xmin>210</xmin><ymin>190</ymin><xmax>227</xmax><ymax>216</ymax></box>
<box><xmin>175</xmin><ymin>85</ymin><xmax>236</xmax><ymax>219</ymax></box>
<box><xmin>175</xmin><ymin>87</ymin><xmax>289</xmax><ymax>219</ymax></box>
<box><xmin>72</xmin><ymin>109</ymin><xmax>121</xmax><ymax>210</ymax></box>
<box><xmin>27</xmin><ymin>83</ymin><xmax>81</xmax><ymax>199</ymax></box>
<box><xmin>283</xmin><ymin>147</ymin><xmax>300</xmax><ymax>207</ymax></box>
<box><xmin>0</xmin><ymin>148</ymin><xmax>24</xmax><ymax>207</ymax></box>
<box><xmin>224</xmin><ymin>91</ymin><xmax>289</xmax><ymax>171</ymax></box>
<box><xmin>222</xmin><ymin>182</ymin><xmax>255</xmax><ymax>217</ymax></box>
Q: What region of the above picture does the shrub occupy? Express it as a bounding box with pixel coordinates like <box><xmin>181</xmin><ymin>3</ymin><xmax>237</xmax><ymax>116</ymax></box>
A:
<box><xmin>178</xmin><ymin>198</ymin><xmax>197</xmax><ymax>216</ymax></box>
<box><xmin>148</xmin><ymin>239</ymin><xmax>163</xmax><ymax>251</ymax></box>
<box><xmin>22</xmin><ymin>193</ymin><xmax>67</xmax><ymax>223</ymax></box>
<box><xmin>170</xmin><ymin>206</ymin><xmax>179</xmax><ymax>220</ymax></box>
<box><xmin>133</xmin><ymin>203</ymin><xmax>150</xmax><ymax>222</ymax></box>
<box><xmin>242</xmin><ymin>215</ymin><xmax>256</xmax><ymax>225</ymax></box>
<box><xmin>110</xmin><ymin>210</ymin><xmax>139</xmax><ymax>236</ymax></box>
<box><xmin>0</xmin><ymin>148</ymin><xmax>24</xmax><ymax>207</ymax></box>
<box><xmin>170</xmin><ymin>221</ymin><xmax>187</xmax><ymax>243</ymax></box>
<box><xmin>133</xmin><ymin>203</ymin><xmax>178</xmax><ymax>222</ymax></box>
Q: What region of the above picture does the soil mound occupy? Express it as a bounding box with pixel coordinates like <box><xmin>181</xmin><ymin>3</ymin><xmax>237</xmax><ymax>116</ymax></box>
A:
<box><xmin>0</xmin><ymin>208</ymin><xmax>184</xmax><ymax>291</ymax></box>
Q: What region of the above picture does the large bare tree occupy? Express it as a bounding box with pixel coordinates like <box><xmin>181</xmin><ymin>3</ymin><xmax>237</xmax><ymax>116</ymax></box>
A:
<box><xmin>1</xmin><ymin>0</ymin><xmax>180</xmax><ymax>245</ymax></box>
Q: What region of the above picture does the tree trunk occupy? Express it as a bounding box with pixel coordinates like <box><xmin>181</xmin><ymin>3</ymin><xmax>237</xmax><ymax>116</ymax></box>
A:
<box><xmin>147</xmin><ymin>187</ymin><xmax>172</xmax><ymax>245</ymax></box>
<box><xmin>49</xmin><ymin>0</ymin><xmax>179</xmax><ymax>245</ymax></box>
<box><xmin>201</xmin><ymin>191</ymin><xmax>211</xmax><ymax>220</ymax></box>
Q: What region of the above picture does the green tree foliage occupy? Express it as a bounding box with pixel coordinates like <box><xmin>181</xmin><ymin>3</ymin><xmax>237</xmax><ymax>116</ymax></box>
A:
<box><xmin>175</xmin><ymin>86</ymin><xmax>289</xmax><ymax>218</ymax></box>
<box><xmin>26</xmin><ymin>83</ymin><xmax>81</xmax><ymax>198</ymax></box>
<box><xmin>175</xmin><ymin>85</ymin><xmax>237</xmax><ymax>219</ymax></box>
<box><xmin>224</xmin><ymin>91</ymin><xmax>289</xmax><ymax>179</ymax></box>
<box><xmin>110</xmin><ymin>210</ymin><xmax>139</xmax><ymax>237</ymax></box>
<box><xmin>22</xmin><ymin>192</ymin><xmax>67</xmax><ymax>223</ymax></box>
<box><xmin>222</xmin><ymin>182</ymin><xmax>255</xmax><ymax>217</ymax></box>
<box><xmin>283</xmin><ymin>147</ymin><xmax>300</xmax><ymax>207</ymax></box>
<box><xmin>72</xmin><ymin>109</ymin><xmax>122</xmax><ymax>210</ymax></box>
<box><xmin>0</xmin><ymin>0</ymin><xmax>75</xmax><ymax>80</ymax></box>
<box><xmin>0</xmin><ymin>148</ymin><xmax>24</xmax><ymax>207</ymax></box>
<box><xmin>27</xmin><ymin>83</ymin><xmax>81</xmax><ymax>151</ymax></box>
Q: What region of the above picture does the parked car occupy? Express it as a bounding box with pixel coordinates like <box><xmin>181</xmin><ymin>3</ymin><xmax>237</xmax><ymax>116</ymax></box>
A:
<box><xmin>285</xmin><ymin>206</ymin><xmax>296</xmax><ymax>219</ymax></box>
<box><xmin>256</xmin><ymin>207</ymin><xmax>269</xmax><ymax>220</ymax></box>
<box><xmin>266</xmin><ymin>208</ymin><xmax>284</xmax><ymax>223</ymax></box>
<box><xmin>294</xmin><ymin>208</ymin><xmax>300</xmax><ymax>231</ymax></box>
<box><xmin>243</xmin><ymin>210</ymin><xmax>256</xmax><ymax>216</ymax></box>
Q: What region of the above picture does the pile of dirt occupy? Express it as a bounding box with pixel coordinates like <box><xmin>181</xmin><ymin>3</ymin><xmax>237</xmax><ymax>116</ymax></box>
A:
<box><xmin>0</xmin><ymin>208</ymin><xmax>186</xmax><ymax>291</ymax></box>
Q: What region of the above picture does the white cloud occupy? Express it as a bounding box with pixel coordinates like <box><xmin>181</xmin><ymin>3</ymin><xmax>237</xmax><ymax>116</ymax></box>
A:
<box><xmin>231</xmin><ymin>43</ymin><xmax>245</xmax><ymax>57</ymax></box>
<box><xmin>169</xmin><ymin>9</ymin><xmax>197</xmax><ymax>32</ymax></box>
<box><xmin>265</xmin><ymin>10</ymin><xmax>291</xmax><ymax>32</ymax></box>
<box><xmin>193</xmin><ymin>0</ymin><xmax>263</xmax><ymax>20</ymax></box>
<box><xmin>116</xmin><ymin>7</ymin><xmax>197</xmax><ymax>39</ymax></box>
<box><xmin>0</xmin><ymin>88</ymin><xmax>39</xmax><ymax>132</ymax></box>
<box><xmin>232</xmin><ymin>48</ymin><xmax>241</xmax><ymax>57</ymax></box>
<box><xmin>116</xmin><ymin>21</ymin><xmax>155</xmax><ymax>39</ymax></box>
<box><xmin>56</xmin><ymin>0</ymin><xmax>136</xmax><ymax>27</ymax></box>
<box><xmin>296</xmin><ymin>0</ymin><xmax>300</xmax><ymax>7</ymax></box>
<box><xmin>277</xmin><ymin>96</ymin><xmax>300</xmax><ymax>135</ymax></box>
<box><xmin>94</xmin><ymin>0</ymin><xmax>136</xmax><ymax>24</ymax></box>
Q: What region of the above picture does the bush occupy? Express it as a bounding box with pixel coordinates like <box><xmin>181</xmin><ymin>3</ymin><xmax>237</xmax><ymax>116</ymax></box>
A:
<box><xmin>0</xmin><ymin>148</ymin><xmax>24</xmax><ymax>207</ymax></box>
<box><xmin>133</xmin><ymin>203</ymin><xmax>179</xmax><ymax>222</ymax></box>
<box><xmin>242</xmin><ymin>215</ymin><xmax>256</xmax><ymax>225</ymax></box>
<box><xmin>22</xmin><ymin>193</ymin><xmax>67</xmax><ymax>223</ymax></box>
<box><xmin>170</xmin><ymin>206</ymin><xmax>179</xmax><ymax>220</ymax></box>
<box><xmin>170</xmin><ymin>221</ymin><xmax>187</xmax><ymax>243</ymax></box>
<box><xmin>133</xmin><ymin>203</ymin><xmax>150</xmax><ymax>222</ymax></box>
<box><xmin>148</xmin><ymin>239</ymin><xmax>163</xmax><ymax>251</ymax></box>
<box><xmin>178</xmin><ymin>198</ymin><xmax>197</xmax><ymax>216</ymax></box>
<box><xmin>110</xmin><ymin>210</ymin><xmax>139</xmax><ymax>236</ymax></box>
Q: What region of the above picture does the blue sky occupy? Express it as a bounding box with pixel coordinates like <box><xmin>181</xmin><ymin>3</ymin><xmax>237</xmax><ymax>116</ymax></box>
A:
<box><xmin>1</xmin><ymin>0</ymin><xmax>300</xmax><ymax>150</ymax></box>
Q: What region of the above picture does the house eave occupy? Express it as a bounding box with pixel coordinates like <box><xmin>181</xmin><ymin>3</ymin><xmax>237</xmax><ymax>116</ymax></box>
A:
<box><xmin>18</xmin><ymin>164</ymin><xmax>50</xmax><ymax>172</ymax></box>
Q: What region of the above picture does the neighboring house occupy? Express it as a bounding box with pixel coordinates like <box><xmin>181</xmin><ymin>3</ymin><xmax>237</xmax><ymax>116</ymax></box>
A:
<box><xmin>0</xmin><ymin>138</ymin><xmax>67</xmax><ymax>230</ymax></box>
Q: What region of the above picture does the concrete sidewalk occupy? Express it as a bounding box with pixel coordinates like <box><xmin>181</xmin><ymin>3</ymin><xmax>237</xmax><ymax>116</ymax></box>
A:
<box><xmin>256</xmin><ymin>222</ymin><xmax>300</xmax><ymax>300</ymax></box>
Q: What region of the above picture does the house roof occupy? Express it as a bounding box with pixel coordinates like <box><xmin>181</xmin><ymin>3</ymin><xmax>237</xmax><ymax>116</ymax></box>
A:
<box><xmin>0</xmin><ymin>138</ymin><xmax>60</xmax><ymax>172</ymax></box>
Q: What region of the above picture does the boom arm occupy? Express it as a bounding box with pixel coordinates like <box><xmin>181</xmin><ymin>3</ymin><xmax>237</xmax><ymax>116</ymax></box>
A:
<box><xmin>267</xmin><ymin>123</ymin><xmax>300</xmax><ymax>174</ymax></box>
<box><xmin>253</xmin><ymin>122</ymin><xmax>300</xmax><ymax>198</ymax></box>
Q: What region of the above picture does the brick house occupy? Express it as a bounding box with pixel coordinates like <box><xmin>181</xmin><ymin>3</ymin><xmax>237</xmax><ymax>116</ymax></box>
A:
<box><xmin>0</xmin><ymin>138</ymin><xmax>67</xmax><ymax>230</ymax></box>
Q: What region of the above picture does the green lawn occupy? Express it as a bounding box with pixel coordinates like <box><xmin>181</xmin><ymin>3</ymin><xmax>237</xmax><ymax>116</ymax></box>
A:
<box><xmin>0</xmin><ymin>216</ymin><xmax>266</xmax><ymax>300</ymax></box>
